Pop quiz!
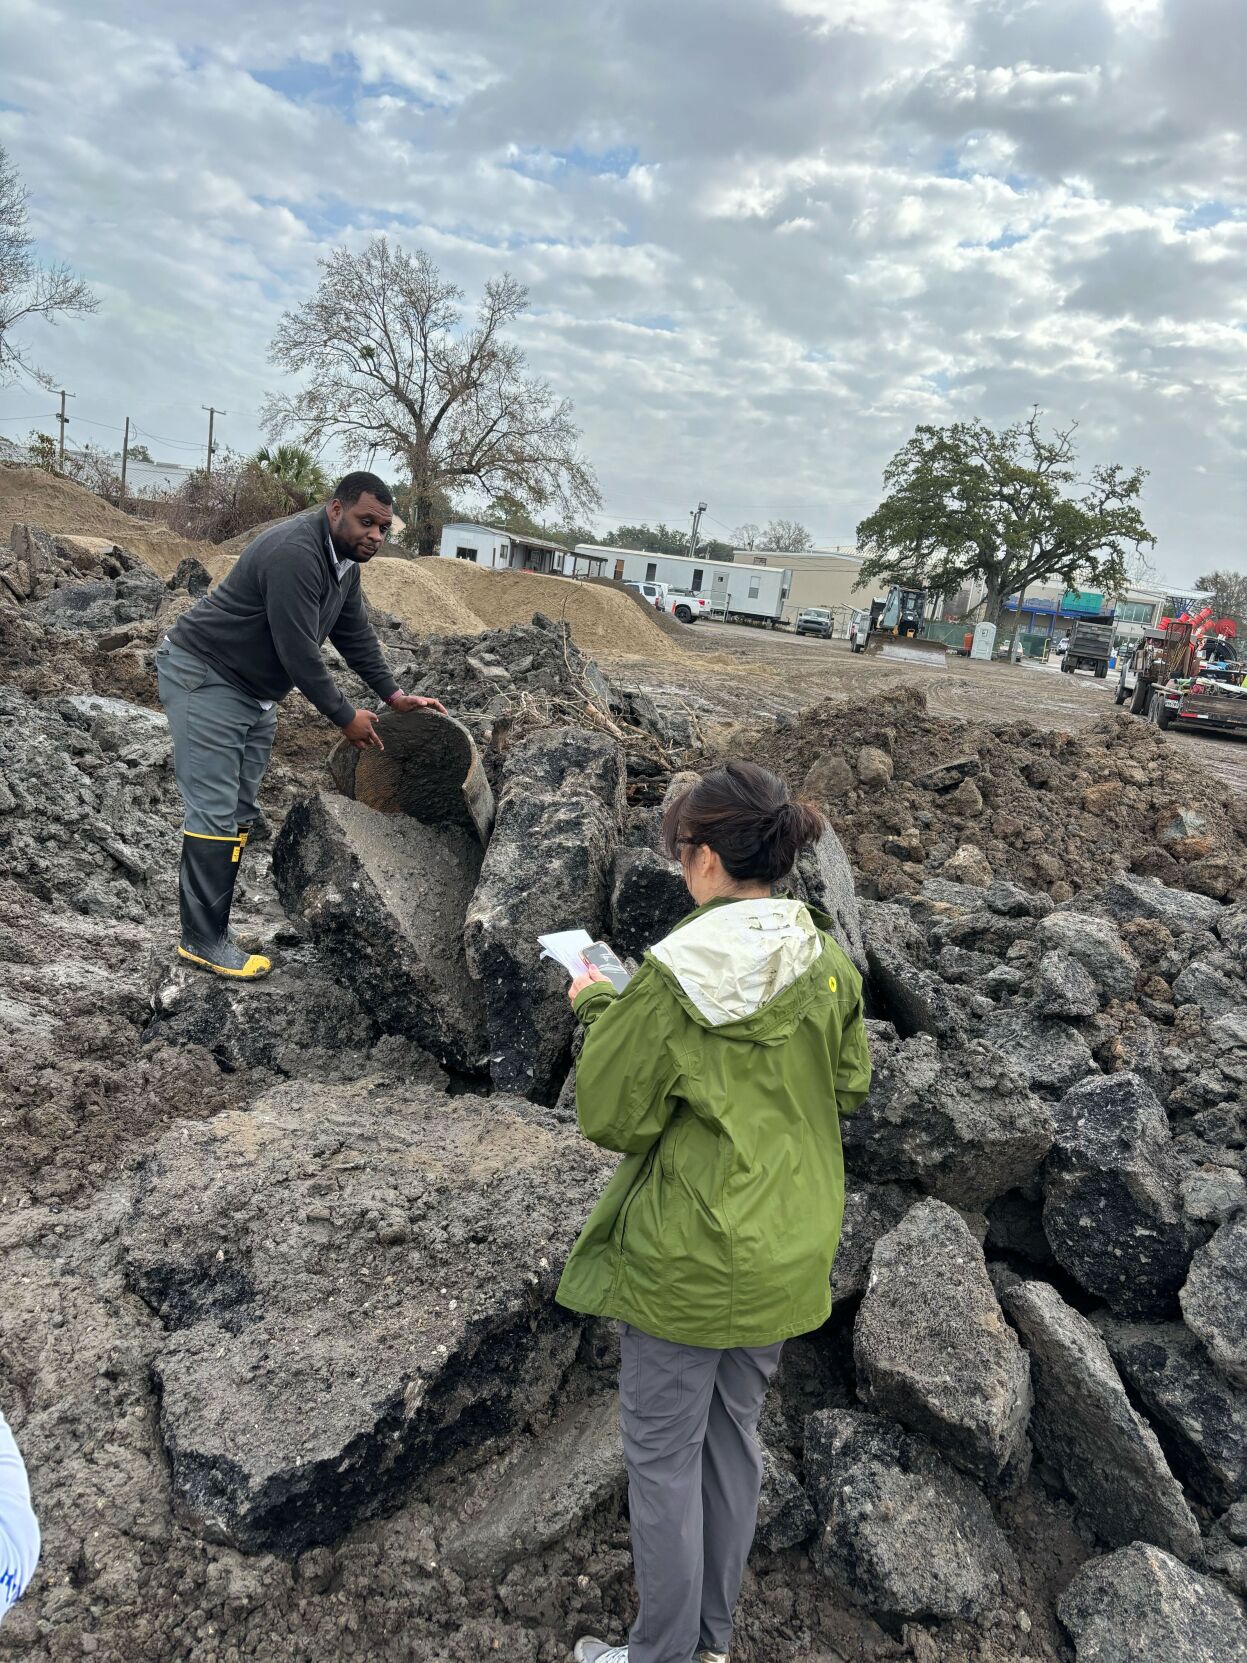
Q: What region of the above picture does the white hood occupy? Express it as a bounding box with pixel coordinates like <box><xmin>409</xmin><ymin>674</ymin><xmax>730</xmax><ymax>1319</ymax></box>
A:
<box><xmin>650</xmin><ymin>897</ymin><xmax>822</xmax><ymax>1027</ymax></box>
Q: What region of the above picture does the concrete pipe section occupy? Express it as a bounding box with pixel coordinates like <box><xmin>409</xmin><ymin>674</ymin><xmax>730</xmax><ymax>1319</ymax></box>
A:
<box><xmin>329</xmin><ymin>707</ymin><xmax>495</xmax><ymax>844</ymax></box>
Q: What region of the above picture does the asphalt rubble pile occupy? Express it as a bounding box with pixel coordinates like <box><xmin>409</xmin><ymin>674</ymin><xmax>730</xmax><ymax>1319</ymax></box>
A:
<box><xmin>1</xmin><ymin>522</ymin><xmax>1246</xmax><ymax>1663</ymax></box>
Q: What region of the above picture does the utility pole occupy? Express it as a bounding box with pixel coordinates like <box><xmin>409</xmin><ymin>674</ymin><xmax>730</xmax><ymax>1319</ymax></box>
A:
<box><xmin>689</xmin><ymin>500</ymin><xmax>707</xmax><ymax>560</ymax></box>
<box><xmin>56</xmin><ymin>389</ymin><xmax>75</xmax><ymax>467</ymax></box>
<box><xmin>202</xmin><ymin>405</ymin><xmax>226</xmax><ymax>479</ymax></box>
<box><xmin>119</xmin><ymin>417</ymin><xmax>130</xmax><ymax>511</ymax></box>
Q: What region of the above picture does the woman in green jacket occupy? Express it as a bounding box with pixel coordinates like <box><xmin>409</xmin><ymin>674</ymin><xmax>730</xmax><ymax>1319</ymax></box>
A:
<box><xmin>558</xmin><ymin>760</ymin><xmax>872</xmax><ymax>1663</ymax></box>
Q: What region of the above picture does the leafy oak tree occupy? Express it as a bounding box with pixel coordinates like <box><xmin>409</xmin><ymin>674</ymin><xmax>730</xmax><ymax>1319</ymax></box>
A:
<box><xmin>263</xmin><ymin>237</ymin><xmax>601</xmax><ymax>556</ymax></box>
<box><xmin>857</xmin><ymin>412</ymin><xmax>1153</xmax><ymax>625</ymax></box>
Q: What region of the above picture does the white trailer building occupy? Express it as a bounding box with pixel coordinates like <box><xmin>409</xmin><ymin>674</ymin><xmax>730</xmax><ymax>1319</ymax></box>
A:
<box><xmin>574</xmin><ymin>545</ymin><xmax>793</xmax><ymax>626</ymax></box>
<box><xmin>439</xmin><ymin>522</ymin><xmax>608</xmax><ymax>578</ymax></box>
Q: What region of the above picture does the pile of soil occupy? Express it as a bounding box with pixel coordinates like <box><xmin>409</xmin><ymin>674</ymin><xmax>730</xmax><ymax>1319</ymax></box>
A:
<box><xmin>0</xmin><ymin>463</ymin><xmax>206</xmax><ymax>578</ymax></box>
<box><xmin>734</xmin><ymin>684</ymin><xmax>1247</xmax><ymax>902</ymax></box>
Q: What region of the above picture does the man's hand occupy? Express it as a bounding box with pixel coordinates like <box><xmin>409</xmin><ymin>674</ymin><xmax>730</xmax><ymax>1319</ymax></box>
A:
<box><xmin>341</xmin><ymin>708</ymin><xmax>385</xmax><ymax>751</ymax></box>
<box><xmin>568</xmin><ymin>964</ymin><xmax>609</xmax><ymax>1004</ymax></box>
<box><xmin>387</xmin><ymin>693</ymin><xmax>449</xmax><ymax>717</ymax></box>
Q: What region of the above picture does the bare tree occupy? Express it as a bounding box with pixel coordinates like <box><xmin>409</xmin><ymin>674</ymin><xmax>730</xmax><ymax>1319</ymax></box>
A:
<box><xmin>763</xmin><ymin>518</ymin><xmax>814</xmax><ymax>553</ymax></box>
<box><xmin>0</xmin><ymin>146</ymin><xmax>97</xmax><ymax>386</ymax></box>
<box><xmin>263</xmin><ymin>237</ymin><xmax>601</xmax><ymax>556</ymax></box>
<box><xmin>733</xmin><ymin>522</ymin><xmax>761</xmax><ymax>550</ymax></box>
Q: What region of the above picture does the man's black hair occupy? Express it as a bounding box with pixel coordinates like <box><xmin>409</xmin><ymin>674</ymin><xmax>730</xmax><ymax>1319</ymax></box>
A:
<box><xmin>333</xmin><ymin>471</ymin><xmax>393</xmax><ymax>508</ymax></box>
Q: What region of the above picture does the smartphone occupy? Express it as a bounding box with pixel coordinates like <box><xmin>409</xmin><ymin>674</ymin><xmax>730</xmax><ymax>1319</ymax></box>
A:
<box><xmin>581</xmin><ymin>941</ymin><xmax>632</xmax><ymax>993</ymax></box>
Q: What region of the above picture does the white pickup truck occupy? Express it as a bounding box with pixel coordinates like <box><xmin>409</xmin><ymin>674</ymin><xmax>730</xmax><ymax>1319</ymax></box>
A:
<box><xmin>624</xmin><ymin>580</ymin><xmax>708</xmax><ymax>623</ymax></box>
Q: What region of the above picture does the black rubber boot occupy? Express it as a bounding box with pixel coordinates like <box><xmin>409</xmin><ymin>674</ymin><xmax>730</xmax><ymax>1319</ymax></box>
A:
<box><xmin>177</xmin><ymin>833</ymin><xmax>272</xmax><ymax>978</ymax></box>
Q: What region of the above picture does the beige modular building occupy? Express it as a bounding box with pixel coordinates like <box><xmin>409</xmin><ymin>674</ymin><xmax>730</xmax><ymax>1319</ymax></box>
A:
<box><xmin>741</xmin><ymin>546</ymin><xmax>874</xmax><ymax>631</ymax></box>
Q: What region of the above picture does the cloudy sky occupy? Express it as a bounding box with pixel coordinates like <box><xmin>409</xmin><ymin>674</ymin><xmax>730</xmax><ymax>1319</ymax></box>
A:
<box><xmin>2</xmin><ymin>0</ymin><xmax>1244</xmax><ymax>583</ymax></box>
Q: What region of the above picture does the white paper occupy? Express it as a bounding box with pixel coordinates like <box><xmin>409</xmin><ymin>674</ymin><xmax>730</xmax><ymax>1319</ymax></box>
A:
<box><xmin>537</xmin><ymin>929</ymin><xmax>596</xmax><ymax>977</ymax></box>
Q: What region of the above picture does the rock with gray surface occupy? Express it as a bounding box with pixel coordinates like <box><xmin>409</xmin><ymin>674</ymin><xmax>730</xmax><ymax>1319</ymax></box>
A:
<box><xmin>1090</xmin><ymin>872</ymin><xmax>1225</xmax><ymax>934</ymax></box>
<box><xmin>439</xmin><ymin>1394</ymin><xmax>625</xmax><ymax>1574</ymax></box>
<box><xmin>1034</xmin><ymin>949</ymin><xmax>1100</xmax><ymax>1019</ymax></box>
<box><xmin>793</xmin><ymin>825</ymin><xmax>866</xmax><ymax>974</ymax></box>
<box><xmin>464</xmin><ymin>727</ymin><xmax>625</xmax><ymax>1097</ymax></box>
<box><xmin>983</xmin><ymin>1009</ymin><xmax>1098</xmax><ymax>1095</ymax></box>
<box><xmin>1172</xmin><ymin>958</ymin><xmax>1243</xmax><ymax>1019</ymax></box>
<box><xmin>855</xmin><ymin>1200</ymin><xmax>1031</xmax><ymax>1491</ymax></box>
<box><xmin>843</xmin><ymin>1030</ymin><xmax>1054</xmax><ymax>1209</ymax></box>
<box><xmin>1000</xmin><ymin>1278</ymin><xmax>1200</xmax><ymax>1560</ymax></box>
<box><xmin>1036</xmin><ymin>912</ymin><xmax>1139</xmax><ymax>1000</ymax></box>
<box><xmin>1043</xmin><ymin>1072</ymin><xmax>1193</xmax><ymax>1318</ymax></box>
<box><xmin>832</xmin><ymin>1180</ymin><xmax>919</xmax><ymax>1303</ymax></box>
<box><xmin>124</xmin><ymin>1079</ymin><xmax>613</xmax><ymax>1556</ymax></box>
<box><xmin>1058</xmin><ymin>1543</ymin><xmax>1247</xmax><ymax>1663</ymax></box>
<box><xmin>272</xmin><ymin>790</ymin><xmax>488</xmax><ymax>1074</ymax></box>
<box><xmin>804</xmin><ymin>1409</ymin><xmax>1019</xmax><ymax>1626</ymax></box>
<box><xmin>1181</xmin><ymin>1213</ymin><xmax>1247</xmax><ymax>1388</ymax></box>
<box><xmin>755</xmin><ymin>1440</ymin><xmax>817</xmax><ymax>1551</ymax></box>
<box><xmin>1093</xmin><ymin>1314</ymin><xmax>1247</xmax><ymax>1509</ymax></box>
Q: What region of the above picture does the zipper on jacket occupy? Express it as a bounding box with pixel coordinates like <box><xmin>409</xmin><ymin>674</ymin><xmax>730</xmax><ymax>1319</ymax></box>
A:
<box><xmin>617</xmin><ymin>1149</ymin><xmax>657</xmax><ymax>1258</ymax></box>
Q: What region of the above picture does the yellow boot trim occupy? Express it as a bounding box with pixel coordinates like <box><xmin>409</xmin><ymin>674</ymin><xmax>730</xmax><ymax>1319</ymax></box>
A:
<box><xmin>183</xmin><ymin>831</ymin><xmax>241</xmax><ymax>840</ymax></box>
<box><xmin>177</xmin><ymin>946</ymin><xmax>273</xmax><ymax>979</ymax></box>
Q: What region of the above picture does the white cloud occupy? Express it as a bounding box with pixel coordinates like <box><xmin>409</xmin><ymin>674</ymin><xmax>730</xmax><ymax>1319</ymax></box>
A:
<box><xmin>0</xmin><ymin>0</ymin><xmax>1243</xmax><ymax>578</ymax></box>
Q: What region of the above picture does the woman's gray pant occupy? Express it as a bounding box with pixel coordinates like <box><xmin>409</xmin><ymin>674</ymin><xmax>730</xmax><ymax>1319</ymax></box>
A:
<box><xmin>618</xmin><ymin>1322</ymin><xmax>783</xmax><ymax>1663</ymax></box>
<box><xmin>157</xmin><ymin>639</ymin><xmax>278</xmax><ymax>836</ymax></box>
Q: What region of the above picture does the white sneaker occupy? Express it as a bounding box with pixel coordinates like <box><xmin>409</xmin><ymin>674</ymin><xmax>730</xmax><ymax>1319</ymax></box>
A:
<box><xmin>697</xmin><ymin>1653</ymin><xmax>730</xmax><ymax>1662</ymax></box>
<box><xmin>573</xmin><ymin>1641</ymin><xmax>628</xmax><ymax>1663</ymax></box>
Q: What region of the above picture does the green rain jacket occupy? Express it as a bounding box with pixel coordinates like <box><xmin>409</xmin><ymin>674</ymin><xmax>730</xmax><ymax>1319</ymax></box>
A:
<box><xmin>556</xmin><ymin>895</ymin><xmax>872</xmax><ymax>1349</ymax></box>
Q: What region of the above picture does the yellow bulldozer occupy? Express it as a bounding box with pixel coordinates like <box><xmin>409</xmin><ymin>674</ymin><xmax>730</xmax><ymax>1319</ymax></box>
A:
<box><xmin>861</xmin><ymin>585</ymin><xmax>948</xmax><ymax>667</ymax></box>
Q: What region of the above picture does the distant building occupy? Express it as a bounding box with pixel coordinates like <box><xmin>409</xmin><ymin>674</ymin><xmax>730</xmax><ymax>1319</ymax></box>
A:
<box><xmin>740</xmin><ymin>545</ymin><xmax>871</xmax><ymax>630</ymax></box>
<box><xmin>439</xmin><ymin>522</ymin><xmax>608</xmax><ymax>578</ymax></box>
<box><xmin>990</xmin><ymin>581</ymin><xmax>1209</xmax><ymax>646</ymax></box>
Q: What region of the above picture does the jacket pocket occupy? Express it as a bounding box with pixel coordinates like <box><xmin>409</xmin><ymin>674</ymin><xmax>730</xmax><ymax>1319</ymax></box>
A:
<box><xmin>617</xmin><ymin>1149</ymin><xmax>657</xmax><ymax>1257</ymax></box>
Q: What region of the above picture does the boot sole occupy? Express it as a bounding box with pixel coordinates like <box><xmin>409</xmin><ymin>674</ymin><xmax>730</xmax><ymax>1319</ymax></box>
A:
<box><xmin>178</xmin><ymin>946</ymin><xmax>272</xmax><ymax>979</ymax></box>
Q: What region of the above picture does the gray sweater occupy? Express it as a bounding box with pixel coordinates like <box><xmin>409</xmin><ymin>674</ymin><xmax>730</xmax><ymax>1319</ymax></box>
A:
<box><xmin>168</xmin><ymin>509</ymin><xmax>399</xmax><ymax>726</ymax></box>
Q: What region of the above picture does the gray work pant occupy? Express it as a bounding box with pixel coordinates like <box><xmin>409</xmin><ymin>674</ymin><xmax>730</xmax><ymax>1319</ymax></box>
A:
<box><xmin>619</xmin><ymin>1322</ymin><xmax>783</xmax><ymax>1663</ymax></box>
<box><xmin>156</xmin><ymin>639</ymin><xmax>278</xmax><ymax>836</ymax></box>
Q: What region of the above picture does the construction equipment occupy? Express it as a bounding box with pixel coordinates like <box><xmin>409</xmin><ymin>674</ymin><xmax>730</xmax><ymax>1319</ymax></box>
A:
<box><xmin>1060</xmin><ymin>613</ymin><xmax>1115</xmax><ymax>678</ymax></box>
<box><xmin>862</xmin><ymin>586</ymin><xmax>948</xmax><ymax>666</ymax></box>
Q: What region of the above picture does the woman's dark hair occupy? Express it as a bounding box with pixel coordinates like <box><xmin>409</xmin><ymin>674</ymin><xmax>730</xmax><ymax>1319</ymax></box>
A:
<box><xmin>660</xmin><ymin>760</ymin><xmax>827</xmax><ymax>884</ymax></box>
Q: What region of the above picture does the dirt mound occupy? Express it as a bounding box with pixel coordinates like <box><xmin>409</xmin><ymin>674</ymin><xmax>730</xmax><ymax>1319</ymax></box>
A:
<box><xmin>0</xmin><ymin>463</ymin><xmax>206</xmax><ymax>578</ymax></box>
<box><xmin>422</xmin><ymin>559</ymin><xmax>677</xmax><ymax>655</ymax></box>
<box><xmin>735</xmin><ymin>684</ymin><xmax>1247</xmax><ymax>902</ymax></box>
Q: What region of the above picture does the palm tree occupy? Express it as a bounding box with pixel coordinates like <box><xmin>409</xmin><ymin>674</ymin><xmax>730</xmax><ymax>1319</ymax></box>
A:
<box><xmin>251</xmin><ymin>443</ymin><xmax>331</xmax><ymax>509</ymax></box>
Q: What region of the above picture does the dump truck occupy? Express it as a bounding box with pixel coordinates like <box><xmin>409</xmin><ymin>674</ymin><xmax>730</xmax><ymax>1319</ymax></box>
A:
<box><xmin>1059</xmin><ymin>614</ymin><xmax>1114</xmax><ymax>678</ymax></box>
<box><xmin>862</xmin><ymin>586</ymin><xmax>948</xmax><ymax>666</ymax></box>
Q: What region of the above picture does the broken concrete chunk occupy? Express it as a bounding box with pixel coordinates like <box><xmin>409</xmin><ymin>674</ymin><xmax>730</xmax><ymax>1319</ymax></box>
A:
<box><xmin>755</xmin><ymin>1440</ymin><xmax>817</xmax><ymax>1552</ymax></box>
<box><xmin>124</xmin><ymin>1080</ymin><xmax>613</xmax><ymax>1556</ymax></box>
<box><xmin>1172</xmin><ymin>958</ymin><xmax>1243</xmax><ymax>1019</ymax></box>
<box><xmin>833</xmin><ymin>1181</ymin><xmax>919</xmax><ymax>1303</ymax></box>
<box><xmin>1093</xmin><ymin>872</ymin><xmax>1224</xmax><ymax>934</ymax></box>
<box><xmin>1058</xmin><ymin>1543</ymin><xmax>1247</xmax><ymax>1663</ymax></box>
<box><xmin>984</xmin><ymin>1009</ymin><xmax>1098</xmax><ymax>1096</ymax></box>
<box><xmin>610</xmin><ymin>845</ymin><xmax>689</xmax><ymax>962</ymax></box>
<box><xmin>1043</xmin><ymin>1072</ymin><xmax>1192</xmax><ymax>1318</ymax></box>
<box><xmin>439</xmin><ymin>1394</ymin><xmax>625</xmax><ymax>1575</ymax></box>
<box><xmin>328</xmin><ymin>706</ymin><xmax>494</xmax><ymax>843</ymax></box>
<box><xmin>843</xmin><ymin>1032</ymin><xmax>1054</xmax><ymax>1209</ymax></box>
<box><xmin>793</xmin><ymin>824</ymin><xmax>866</xmax><ymax>973</ymax></box>
<box><xmin>805</xmin><ymin>1408</ymin><xmax>1019</xmax><ymax>1626</ymax></box>
<box><xmin>1036</xmin><ymin>912</ymin><xmax>1139</xmax><ymax>999</ymax></box>
<box><xmin>856</xmin><ymin>745</ymin><xmax>893</xmax><ymax>785</ymax></box>
<box><xmin>1181</xmin><ymin>1213</ymin><xmax>1247</xmax><ymax>1389</ymax></box>
<box><xmin>464</xmin><ymin>727</ymin><xmax>625</xmax><ymax>1098</ymax></box>
<box><xmin>1093</xmin><ymin>1314</ymin><xmax>1247</xmax><ymax>1510</ymax></box>
<box><xmin>272</xmin><ymin>791</ymin><xmax>487</xmax><ymax>1074</ymax></box>
<box><xmin>1000</xmin><ymin>1279</ymin><xmax>1200</xmax><ymax>1560</ymax></box>
<box><xmin>855</xmin><ymin>1200</ymin><xmax>1031</xmax><ymax>1492</ymax></box>
<box><xmin>1034</xmin><ymin>949</ymin><xmax>1100</xmax><ymax>1019</ymax></box>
